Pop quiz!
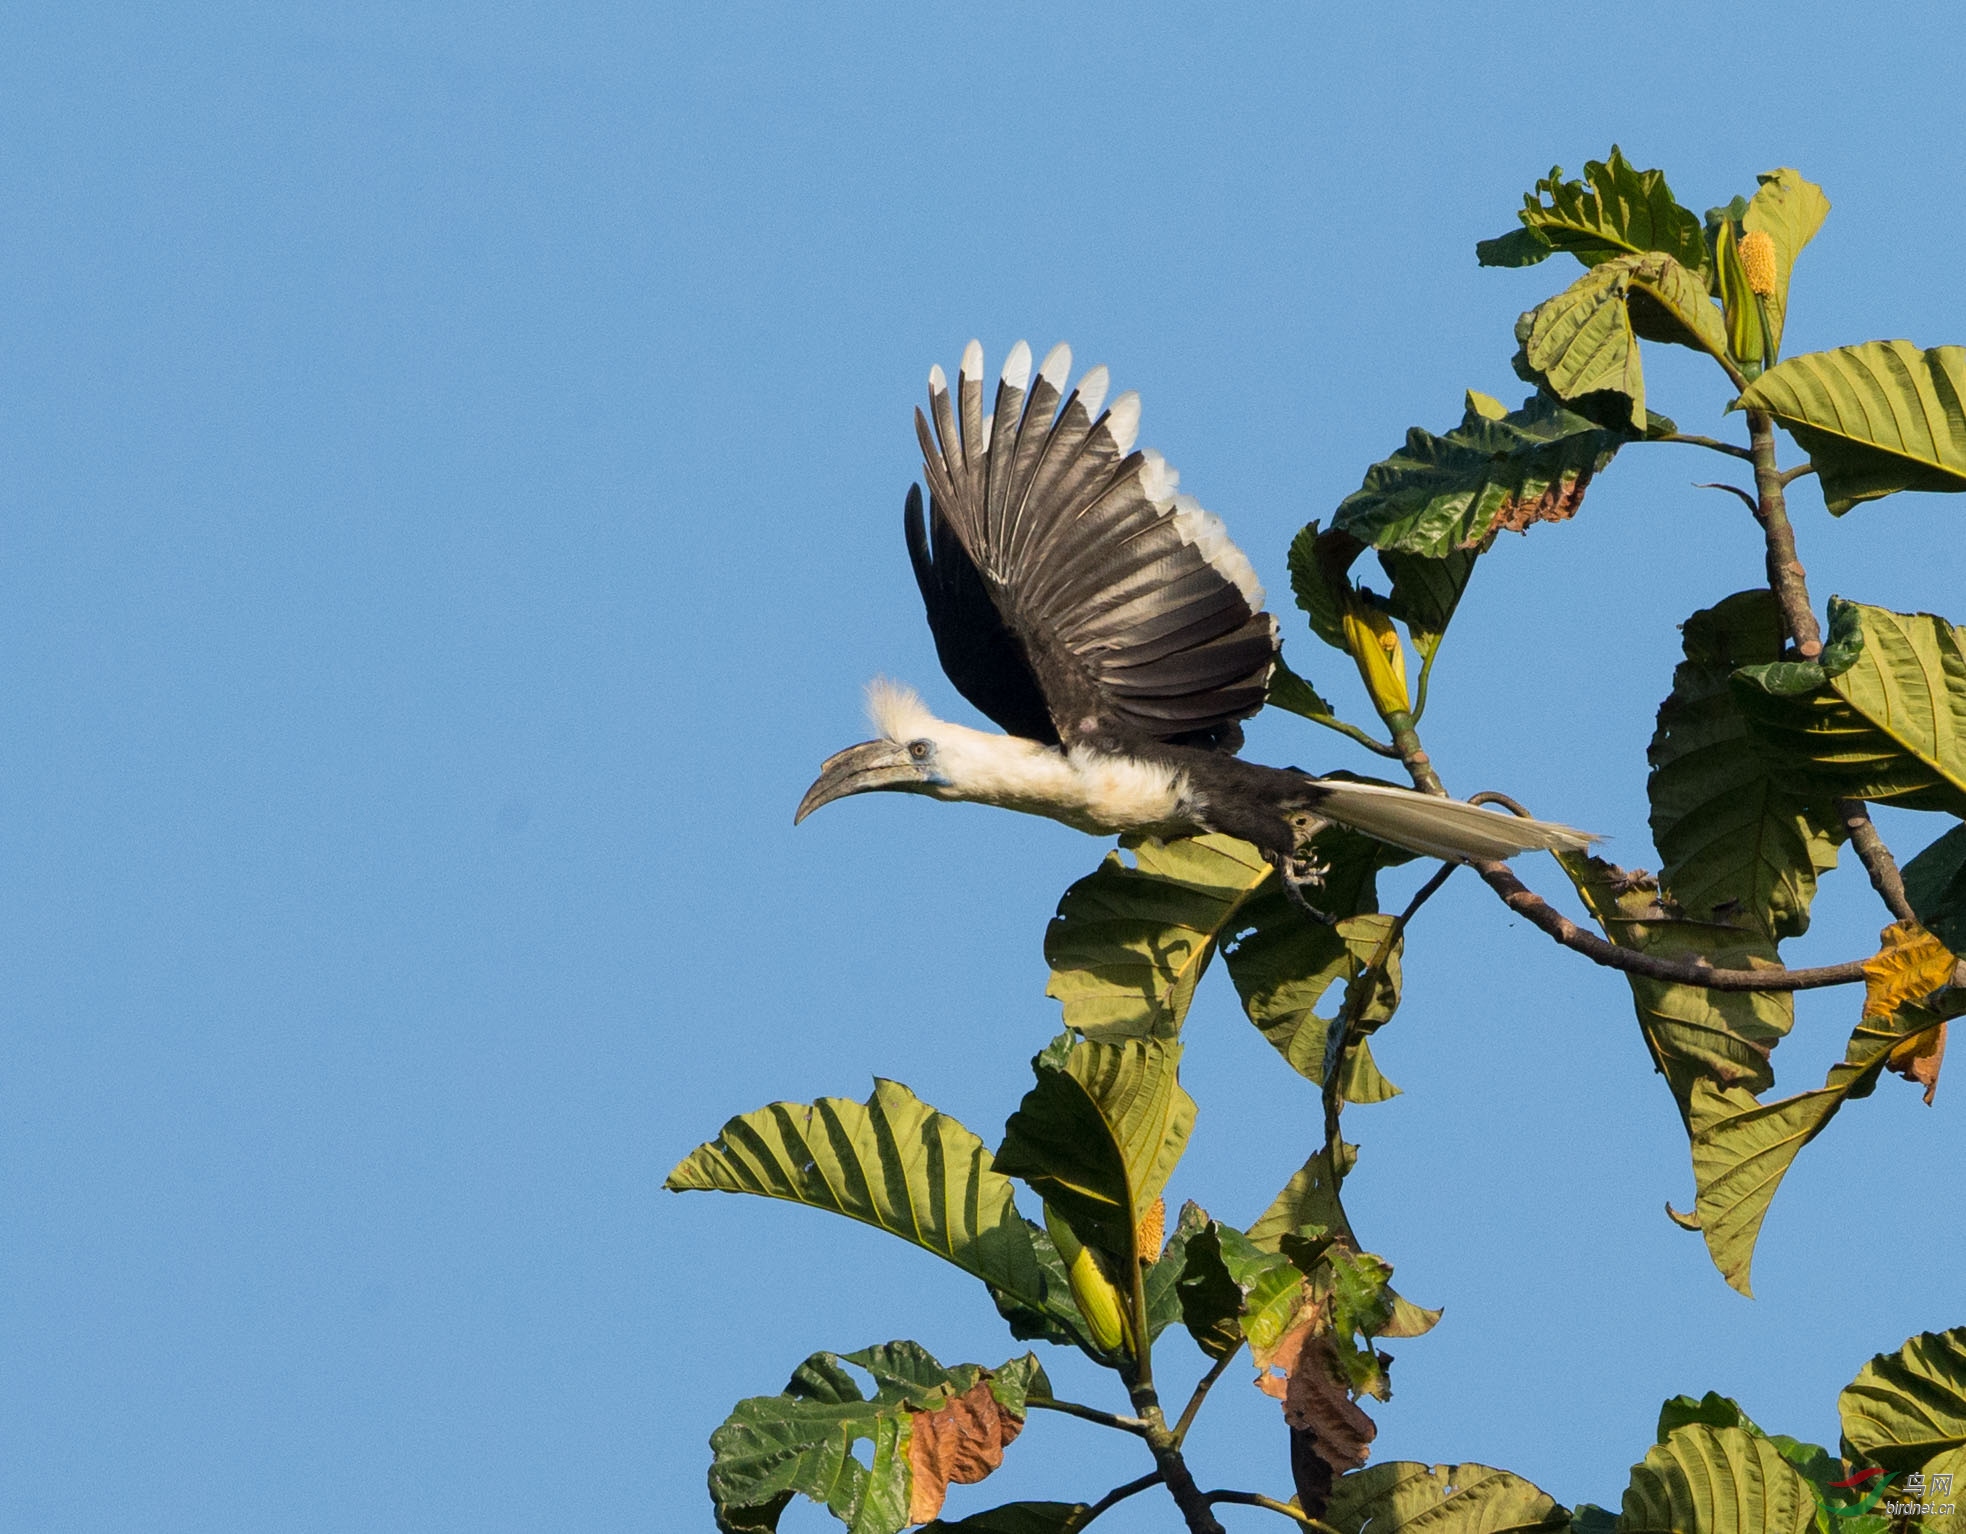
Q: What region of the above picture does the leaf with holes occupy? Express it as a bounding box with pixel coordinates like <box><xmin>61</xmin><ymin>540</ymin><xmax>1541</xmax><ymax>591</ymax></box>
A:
<box><xmin>707</xmin><ymin>1343</ymin><xmax>1047</xmax><ymax>1534</ymax></box>
<box><xmin>1840</xmin><ymin>1328</ymin><xmax>1966</xmax><ymax>1477</ymax></box>
<box><xmin>1648</xmin><ymin>590</ymin><xmax>1842</xmax><ymax>940</ymax></box>
<box><xmin>1621</xmin><ymin>1424</ymin><xmax>1817</xmax><ymax>1534</ymax></box>
<box><xmin>666</xmin><ymin>1080</ymin><xmax>1092</xmax><ymax>1352</ymax></box>
<box><xmin>1734</xmin><ymin>599</ymin><xmax>1966</xmax><ymax>817</ymax></box>
<box><xmin>1735</xmin><ymin>342</ymin><xmax>1966</xmax><ymax>512</ymax></box>
<box><xmin>1044</xmin><ymin>835</ymin><xmax>1274</xmax><ymax>1039</ymax></box>
<box><xmin>1477</xmin><ymin>147</ymin><xmax>1708</xmax><ymax>279</ymax></box>
<box><xmin>1559</xmin><ymin>855</ymin><xmax>1795</xmax><ymax>1112</ymax></box>
<box><xmin>1333</xmin><ymin>393</ymin><xmax>1632</xmax><ymax>557</ymax></box>
<box><xmin>1324</xmin><ymin>1461</ymin><xmax>1566</xmax><ymax>1534</ymax></box>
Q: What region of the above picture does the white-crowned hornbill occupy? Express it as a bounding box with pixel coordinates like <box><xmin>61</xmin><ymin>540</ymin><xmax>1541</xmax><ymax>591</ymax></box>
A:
<box><xmin>797</xmin><ymin>342</ymin><xmax>1593</xmax><ymax>879</ymax></box>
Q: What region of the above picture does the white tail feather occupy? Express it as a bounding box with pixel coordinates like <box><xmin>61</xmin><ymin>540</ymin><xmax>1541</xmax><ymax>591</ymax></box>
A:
<box><xmin>1316</xmin><ymin>781</ymin><xmax>1595</xmax><ymax>863</ymax></box>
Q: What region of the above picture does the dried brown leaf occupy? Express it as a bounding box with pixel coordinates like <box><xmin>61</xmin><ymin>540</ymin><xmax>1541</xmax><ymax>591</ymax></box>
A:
<box><xmin>1253</xmin><ymin>1319</ymin><xmax>1375</xmax><ymax>1474</ymax></box>
<box><xmin>1487</xmin><ymin>461</ymin><xmax>1596</xmax><ymax>538</ymax></box>
<box><xmin>905</xmin><ymin>1381</ymin><xmax>1024</xmax><ymax>1525</ymax></box>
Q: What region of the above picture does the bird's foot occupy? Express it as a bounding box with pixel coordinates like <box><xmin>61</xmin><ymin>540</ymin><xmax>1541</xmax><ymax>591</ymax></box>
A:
<box><xmin>1273</xmin><ymin>852</ymin><xmax>1337</xmax><ymax>927</ymax></box>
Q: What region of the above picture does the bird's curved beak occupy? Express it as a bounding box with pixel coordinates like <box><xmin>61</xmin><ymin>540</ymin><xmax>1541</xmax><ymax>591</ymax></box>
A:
<box><xmin>795</xmin><ymin>740</ymin><xmax>933</xmax><ymax>823</ymax></box>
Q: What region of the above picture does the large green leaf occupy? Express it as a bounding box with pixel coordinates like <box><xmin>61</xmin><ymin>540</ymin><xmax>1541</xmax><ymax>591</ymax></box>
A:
<box><xmin>1734</xmin><ymin>599</ymin><xmax>1966</xmax><ymax>816</ymax></box>
<box><xmin>1044</xmin><ymin>835</ymin><xmax>1274</xmax><ymax>1039</ymax></box>
<box><xmin>1620</xmin><ymin>1424</ymin><xmax>1817</xmax><ymax>1534</ymax></box>
<box><xmin>1904</xmin><ymin>823</ymin><xmax>1966</xmax><ymax>954</ymax></box>
<box><xmin>1559</xmin><ymin>855</ymin><xmax>1795</xmax><ymax>1111</ymax></box>
<box><xmin>1478</xmin><ymin>148</ymin><xmax>1709</xmax><ymax>280</ymax></box>
<box><xmin>1648</xmin><ymin>591</ymin><xmax>1843</xmax><ymax>940</ymax></box>
<box><xmin>1739</xmin><ymin>169</ymin><xmax>1830</xmax><ymax>357</ymax></box>
<box><xmin>1323</xmin><ymin>1461</ymin><xmax>1565</xmax><ymax>1533</ymax></box>
<box><xmin>1840</xmin><ymin>1329</ymin><xmax>1966</xmax><ymax>1476</ymax></box>
<box><xmin>995</xmin><ymin>1037</ymin><xmax>1194</xmax><ymax>1260</ymax></box>
<box><xmin>667</xmin><ymin>1081</ymin><xmax>1087</xmax><ymax>1349</ymax></box>
<box><xmin>1654</xmin><ymin>1394</ymin><xmax>1840</xmax><ymax>1493</ymax></box>
<box><xmin>708</xmin><ymin>1343</ymin><xmax>1047</xmax><ymax>1534</ymax></box>
<box><xmin>1332</xmin><ymin>392</ymin><xmax>1630</xmax><ymax>557</ymax></box>
<box><xmin>1289</xmin><ymin>520</ymin><xmax>1363</xmax><ymax>650</ymax></box>
<box><xmin>1686</xmin><ymin>994</ymin><xmax>1951</xmax><ymax>1294</ymax></box>
<box><xmin>1735</xmin><ymin>342</ymin><xmax>1966</xmax><ymax>513</ymax></box>
<box><xmin>1223</xmin><ymin>825</ymin><xmax>1402</xmax><ymax>1102</ymax></box>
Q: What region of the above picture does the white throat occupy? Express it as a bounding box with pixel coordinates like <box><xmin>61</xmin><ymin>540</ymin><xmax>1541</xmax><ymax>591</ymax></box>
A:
<box><xmin>867</xmin><ymin>680</ymin><xmax>1192</xmax><ymax>836</ymax></box>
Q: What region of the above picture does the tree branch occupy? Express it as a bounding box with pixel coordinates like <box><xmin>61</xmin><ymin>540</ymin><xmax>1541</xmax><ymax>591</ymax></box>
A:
<box><xmin>1026</xmin><ymin>1396</ymin><xmax>1148</xmax><ymax>1436</ymax></box>
<box><xmin>1779</xmin><ymin>460</ymin><xmax>1818</xmax><ymax>486</ymax></box>
<box><xmin>1695</xmin><ymin>480</ymin><xmax>1760</xmax><ymax>514</ymax></box>
<box><xmin>1840</xmin><ymin>796</ymin><xmax>1917</xmax><ymax>923</ymax></box>
<box><xmin>1472</xmin><ymin>860</ymin><xmax>1869</xmax><ymax>990</ymax></box>
<box><xmin>1204</xmin><ymin>1489</ymin><xmax>1342</xmax><ymax>1531</ymax></box>
<box><xmin>1077</xmin><ymin>1471</ymin><xmax>1163</xmax><ymax>1527</ymax></box>
<box><xmin>1302</xmin><ymin>711</ymin><xmax>1403</xmax><ymax>758</ymax></box>
<box><xmin>1656</xmin><ymin>432</ymin><xmax>1755</xmax><ymax>460</ymax></box>
<box><xmin>1172</xmin><ymin>1349</ymin><xmax>1240</xmax><ymax>1446</ymax></box>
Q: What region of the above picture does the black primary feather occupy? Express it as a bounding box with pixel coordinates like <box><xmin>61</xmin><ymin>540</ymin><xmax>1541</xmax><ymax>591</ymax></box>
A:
<box><xmin>908</xmin><ymin>343</ymin><xmax>1277</xmax><ymax>752</ymax></box>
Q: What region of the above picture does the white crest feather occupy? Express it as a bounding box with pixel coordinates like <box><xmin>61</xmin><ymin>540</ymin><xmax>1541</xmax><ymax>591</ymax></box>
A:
<box><xmin>1104</xmin><ymin>390</ymin><xmax>1141</xmax><ymax>456</ymax></box>
<box><xmin>1001</xmin><ymin>340</ymin><xmax>1032</xmax><ymax>393</ymax></box>
<box><xmin>866</xmin><ymin>678</ymin><xmax>938</xmax><ymax>742</ymax></box>
<box><xmin>928</xmin><ymin>363</ymin><xmax>947</xmax><ymax>396</ymax></box>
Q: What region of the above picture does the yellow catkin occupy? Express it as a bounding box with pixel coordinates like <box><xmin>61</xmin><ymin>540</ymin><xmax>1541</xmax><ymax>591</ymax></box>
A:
<box><xmin>1739</xmin><ymin>230</ymin><xmax>1778</xmax><ymax>296</ymax></box>
<box><xmin>1134</xmin><ymin>1197</ymin><xmax>1166</xmax><ymax>1262</ymax></box>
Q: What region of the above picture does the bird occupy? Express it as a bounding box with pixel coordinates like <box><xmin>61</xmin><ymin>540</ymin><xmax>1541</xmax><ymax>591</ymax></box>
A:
<box><xmin>796</xmin><ymin>340</ymin><xmax>1594</xmax><ymax>886</ymax></box>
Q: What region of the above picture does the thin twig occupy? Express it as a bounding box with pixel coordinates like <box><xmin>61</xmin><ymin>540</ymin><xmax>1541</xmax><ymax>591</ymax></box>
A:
<box><xmin>1172</xmin><ymin>1348</ymin><xmax>1240</xmax><ymax>1446</ymax></box>
<box><xmin>1301</xmin><ymin>711</ymin><xmax>1402</xmax><ymax>757</ymax></box>
<box><xmin>1204</xmin><ymin>1489</ymin><xmax>1343</xmax><ymax>1532</ymax></box>
<box><xmin>1027</xmin><ymin>1396</ymin><xmax>1149</xmax><ymax>1436</ymax></box>
<box><xmin>1473</xmin><ymin>861</ymin><xmax>1869</xmax><ymax>990</ymax></box>
<box><xmin>1695</xmin><ymin>480</ymin><xmax>1761</xmax><ymax>514</ymax></box>
<box><xmin>1779</xmin><ymin>461</ymin><xmax>1818</xmax><ymax>486</ymax></box>
<box><xmin>1657</xmin><ymin>432</ymin><xmax>1755</xmax><ymax>460</ymax></box>
<box><xmin>1076</xmin><ymin>1471</ymin><xmax>1163</xmax><ymax>1528</ymax></box>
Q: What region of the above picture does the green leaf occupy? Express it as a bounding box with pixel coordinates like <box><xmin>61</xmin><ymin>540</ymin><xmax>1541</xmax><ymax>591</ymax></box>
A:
<box><xmin>1142</xmin><ymin>1200</ymin><xmax>1215</xmax><ymax>1347</ymax></box>
<box><xmin>1332</xmin><ymin>393</ymin><xmax>1630</xmax><ymax>557</ymax></box>
<box><xmin>1289</xmin><ymin>521</ymin><xmax>1364</xmax><ymax>649</ymax></box>
<box><xmin>1177</xmin><ymin>1219</ymin><xmax>1311</xmax><ymax>1360</ymax></box>
<box><xmin>1222</xmin><ymin>826</ymin><xmax>1402</xmax><ymax>1099</ymax></box>
<box><xmin>1558</xmin><ymin>854</ymin><xmax>1795</xmax><ymax>1111</ymax></box>
<box><xmin>1648</xmin><ymin>590</ymin><xmax>1843</xmax><ymax>940</ymax></box>
<box><xmin>1734</xmin><ymin>599</ymin><xmax>1966</xmax><ymax>816</ymax></box>
<box><xmin>1379</xmin><ymin>544</ymin><xmax>1478</xmax><ymax>665</ymax></box>
<box><xmin>1045</xmin><ymin>834</ymin><xmax>1276</xmax><ymax>1040</ymax></box>
<box><xmin>1735</xmin><ymin>342</ymin><xmax>1966</xmax><ymax>512</ymax></box>
<box><xmin>1655</xmin><ymin>1395</ymin><xmax>1841</xmax><ymax>1492</ymax></box>
<box><xmin>1480</xmin><ymin>147</ymin><xmax>1708</xmax><ymax>279</ymax></box>
<box><xmin>1686</xmin><ymin>994</ymin><xmax>1951</xmax><ymax>1294</ymax></box>
<box><xmin>995</xmin><ymin>1037</ymin><xmax>1194</xmax><ymax>1260</ymax></box>
<box><xmin>922</xmin><ymin>1504</ymin><xmax>1093</xmax><ymax>1534</ymax></box>
<box><xmin>1268</xmin><ymin>652</ymin><xmax>1339</xmax><ymax>721</ymax></box>
<box><xmin>1840</xmin><ymin>1328</ymin><xmax>1966</xmax><ymax>1476</ymax></box>
<box><xmin>1621</xmin><ymin>1424</ymin><xmax>1817</xmax><ymax>1534</ymax></box>
<box><xmin>1514</xmin><ymin>261</ymin><xmax>1647</xmax><ymax>429</ymax></box>
<box><xmin>1168</xmin><ymin>1218</ymin><xmax>1248</xmax><ymax>1359</ymax></box>
<box><xmin>1324</xmin><ymin>1461</ymin><xmax>1566</xmax><ymax>1533</ymax></box>
<box><xmin>1904</xmin><ymin>823</ymin><xmax>1966</xmax><ymax>953</ymax></box>
<box><xmin>1740</xmin><ymin>168</ymin><xmax>1830</xmax><ymax>357</ymax></box>
<box><xmin>1252</xmin><ymin>1144</ymin><xmax>1360</xmax><ymax>1248</ymax></box>
<box><xmin>1712</xmin><ymin>220</ymin><xmax>1764</xmax><ymax>376</ymax></box>
<box><xmin>708</xmin><ymin>1344</ymin><xmax>1047</xmax><ymax>1534</ymax></box>
<box><xmin>667</xmin><ymin>1081</ymin><xmax>1087</xmax><ymax>1348</ymax></box>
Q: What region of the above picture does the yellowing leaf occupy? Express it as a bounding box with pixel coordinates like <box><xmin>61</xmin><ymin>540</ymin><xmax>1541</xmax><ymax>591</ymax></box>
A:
<box><xmin>1863</xmin><ymin>919</ymin><xmax>1959</xmax><ymax>1020</ymax></box>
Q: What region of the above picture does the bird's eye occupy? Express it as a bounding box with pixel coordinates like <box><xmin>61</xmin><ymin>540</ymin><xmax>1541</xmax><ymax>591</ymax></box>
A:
<box><xmin>908</xmin><ymin>740</ymin><xmax>931</xmax><ymax>760</ymax></box>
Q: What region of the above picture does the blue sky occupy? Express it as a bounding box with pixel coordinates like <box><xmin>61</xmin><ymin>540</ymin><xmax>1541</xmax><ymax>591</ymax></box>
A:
<box><xmin>3</xmin><ymin>5</ymin><xmax>1963</xmax><ymax>1530</ymax></box>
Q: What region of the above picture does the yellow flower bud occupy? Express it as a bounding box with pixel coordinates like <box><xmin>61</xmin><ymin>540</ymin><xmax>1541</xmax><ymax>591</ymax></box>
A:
<box><xmin>1341</xmin><ymin>605</ymin><xmax>1411</xmax><ymax>718</ymax></box>
<box><xmin>1044</xmin><ymin>1204</ymin><xmax>1128</xmax><ymax>1356</ymax></box>
<box><xmin>1134</xmin><ymin>1197</ymin><xmax>1166</xmax><ymax>1263</ymax></box>
<box><xmin>1739</xmin><ymin>230</ymin><xmax>1777</xmax><ymax>297</ymax></box>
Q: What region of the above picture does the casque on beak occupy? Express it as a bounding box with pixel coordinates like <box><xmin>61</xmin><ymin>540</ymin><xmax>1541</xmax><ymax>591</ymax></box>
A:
<box><xmin>795</xmin><ymin>739</ymin><xmax>934</xmax><ymax>823</ymax></box>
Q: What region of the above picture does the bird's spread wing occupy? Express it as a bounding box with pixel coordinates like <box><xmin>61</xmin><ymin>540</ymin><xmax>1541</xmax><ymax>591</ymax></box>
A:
<box><xmin>907</xmin><ymin>340</ymin><xmax>1278</xmax><ymax>750</ymax></box>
